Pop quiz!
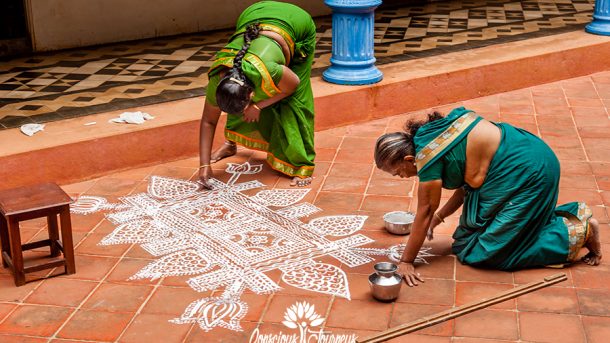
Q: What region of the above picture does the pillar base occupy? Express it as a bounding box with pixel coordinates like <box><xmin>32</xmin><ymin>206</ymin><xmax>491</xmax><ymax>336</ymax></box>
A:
<box><xmin>323</xmin><ymin>64</ymin><xmax>383</xmax><ymax>85</ymax></box>
<box><xmin>586</xmin><ymin>19</ymin><xmax>610</xmax><ymax>36</ymax></box>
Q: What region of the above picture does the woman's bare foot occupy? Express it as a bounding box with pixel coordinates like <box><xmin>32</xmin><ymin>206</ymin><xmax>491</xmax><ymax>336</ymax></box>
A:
<box><xmin>582</xmin><ymin>217</ymin><xmax>602</xmax><ymax>266</ymax></box>
<box><xmin>210</xmin><ymin>141</ymin><xmax>237</xmax><ymax>163</ymax></box>
<box><xmin>290</xmin><ymin>176</ymin><xmax>312</xmax><ymax>187</ymax></box>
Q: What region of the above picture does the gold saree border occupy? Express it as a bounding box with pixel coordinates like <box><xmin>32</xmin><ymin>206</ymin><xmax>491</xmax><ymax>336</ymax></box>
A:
<box><xmin>208</xmin><ymin>54</ymin><xmax>281</xmax><ymax>99</ymax></box>
<box><xmin>415</xmin><ymin>112</ymin><xmax>479</xmax><ymax>171</ymax></box>
<box><xmin>562</xmin><ymin>202</ymin><xmax>592</xmax><ymax>262</ymax></box>
<box><xmin>225</xmin><ymin>130</ymin><xmax>314</xmax><ymax>178</ymax></box>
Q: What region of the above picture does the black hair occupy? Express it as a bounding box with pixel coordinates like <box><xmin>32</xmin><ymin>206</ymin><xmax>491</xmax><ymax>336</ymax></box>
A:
<box><xmin>216</xmin><ymin>23</ymin><xmax>261</xmax><ymax>114</ymax></box>
<box><xmin>374</xmin><ymin>111</ymin><xmax>445</xmax><ymax>169</ymax></box>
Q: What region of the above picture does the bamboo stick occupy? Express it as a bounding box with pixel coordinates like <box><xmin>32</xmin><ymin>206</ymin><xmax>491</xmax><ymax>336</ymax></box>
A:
<box><xmin>358</xmin><ymin>273</ymin><xmax>567</xmax><ymax>343</ymax></box>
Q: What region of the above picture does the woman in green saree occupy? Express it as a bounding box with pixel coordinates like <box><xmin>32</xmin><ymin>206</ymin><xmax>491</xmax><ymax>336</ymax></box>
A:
<box><xmin>374</xmin><ymin>107</ymin><xmax>602</xmax><ymax>286</ymax></box>
<box><xmin>198</xmin><ymin>1</ymin><xmax>316</xmax><ymax>188</ymax></box>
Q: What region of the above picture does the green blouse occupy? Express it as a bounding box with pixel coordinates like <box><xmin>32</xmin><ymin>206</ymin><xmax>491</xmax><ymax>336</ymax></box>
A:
<box><xmin>206</xmin><ymin>35</ymin><xmax>286</xmax><ymax>108</ymax></box>
<box><xmin>417</xmin><ymin>137</ymin><xmax>467</xmax><ymax>189</ymax></box>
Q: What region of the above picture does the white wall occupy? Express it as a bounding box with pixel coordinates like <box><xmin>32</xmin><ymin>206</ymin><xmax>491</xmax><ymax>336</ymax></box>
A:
<box><xmin>25</xmin><ymin>0</ymin><xmax>330</xmax><ymax>51</ymax></box>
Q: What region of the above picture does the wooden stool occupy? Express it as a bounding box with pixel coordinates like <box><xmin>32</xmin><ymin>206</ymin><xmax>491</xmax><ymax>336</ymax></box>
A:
<box><xmin>0</xmin><ymin>183</ymin><xmax>76</xmax><ymax>286</ymax></box>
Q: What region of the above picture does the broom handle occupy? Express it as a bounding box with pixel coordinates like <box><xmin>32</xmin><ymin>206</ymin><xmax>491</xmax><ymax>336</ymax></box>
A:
<box><xmin>358</xmin><ymin>273</ymin><xmax>567</xmax><ymax>343</ymax></box>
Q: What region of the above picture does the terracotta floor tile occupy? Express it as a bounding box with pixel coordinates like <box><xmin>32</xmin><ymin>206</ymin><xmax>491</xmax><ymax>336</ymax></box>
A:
<box><xmin>141</xmin><ymin>286</ymin><xmax>210</xmax><ymax>316</ymax></box>
<box><xmin>104</xmin><ymin>258</ymin><xmax>158</xmax><ymax>285</ymax></box>
<box><xmin>23</xmin><ymin>278</ymin><xmax>98</xmax><ymax>307</ymax></box>
<box><xmin>455</xmin><ymin>264</ymin><xmax>513</xmax><ymax>284</ymax></box>
<box><xmin>85</xmin><ymin>178</ymin><xmax>140</xmax><ymax>196</ymax></box>
<box><xmin>0</xmin><ymin>304</ymin><xmax>73</xmax><ymax>336</ymax></box>
<box><xmin>517</xmin><ymin>286</ymin><xmax>578</xmax><ymax>314</ymax></box>
<box><xmin>327</xmin><ymin>298</ymin><xmax>393</xmax><ymax>331</ymax></box>
<box><xmin>512</xmin><ymin>268</ymin><xmax>573</xmax><ymax>287</ymax></box>
<box><xmin>454</xmin><ymin>309</ymin><xmax>518</xmax><ymax>340</ymax></box>
<box><xmin>64</xmin><ymin>255</ymin><xmax>119</xmax><ymax>281</ymax></box>
<box><xmin>568</xmin><ymin>97</ymin><xmax>605</xmax><ymax>107</ymax></box>
<box><xmin>577</xmin><ymin>288</ymin><xmax>610</xmax><ymax>317</ymax></box>
<box><xmin>560</xmin><ymin>161</ymin><xmax>593</xmax><ymax>176</ymax></box>
<box><xmin>366</xmin><ymin>178</ymin><xmax>415</xmax><ymax>197</ymax></box>
<box><xmin>321</xmin><ymin>176</ymin><xmax>369</xmax><ymax>193</ymax></box>
<box><xmin>109</xmin><ymin>165</ymin><xmax>155</xmax><ymax>181</ymax></box>
<box><xmin>314</xmin><ymin>148</ymin><xmax>338</xmax><ymax>162</ymax></box>
<box><xmin>313</xmin><ymin>161</ymin><xmax>331</xmax><ymax>177</ymax></box>
<box><xmin>123</xmin><ymin>244</ymin><xmax>156</xmax><ymax>260</ymax></box>
<box><xmin>357</xmin><ymin>210</ymin><xmax>388</xmax><ymax>231</ymax></box>
<box><xmin>455</xmin><ymin>282</ymin><xmax>516</xmax><ymax>310</ymax></box>
<box><xmin>344</xmin><ymin>273</ymin><xmax>375</xmax><ymax>301</ymax></box>
<box><xmin>559</xmin><ymin>174</ymin><xmax>598</xmax><ymax>190</ymax></box>
<box><xmin>314</xmin><ymin>192</ymin><xmax>363</xmax><ymax>212</ymax></box>
<box><xmin>0</xmin><ymin>335</ymin><xmax>48</xmax><ymax>343</ymax></box>
<box><xmin>582</xmin><ymin>315</ymin><xmax>610</xmax><ymax>343</ymax></box>
<box><xmin>60</xmin><ymin>179</ymin><xmax>97</xmax><ymax>195</ymax></box>
<box><xmin>57</xmin><ymin>309</ymin><xmax>133</xmax><ymax>341</ymax></box>
<box><xmin>0</xmin><ymin>275</ymin><xmax>40</xmax><ymax>302</ymax></box>
<box><xmin>519</xmin><ymin>312</ymin><xmax>585</xmax><ymax>343</ymax></box>
<box><xmin>119</xmin><ymin>313</ymin><xmax>192</xmax><ymax>343</ymax></box>
<box><xmin>340</xmin><ymin>136</ymin><xmax>378</xmax><ymax>150</ymax></box>
<box><xmin>315</xmin><ymin>132</ymin><xmax>344</xmax><ymax>149</ymax></box>
<box><xmin>185</xmin><ymin>321</ymin><xmax>258</xmax><ymax>342</ymax></box>
<box><xmin>0</xmin><ymin>303</ymin><xmax>17</xmax><ymax>321</ymax></box>
<box><xmin>70</xmin><ymin>211</ymin><xmax>106</xmax><ymax>233</ymax></box>
<box><xmin>571</xmin><ymin>265</ymin><xmax>610</xmax><ymax>290</ymax></box>
<box><xmin>323</xmin><ymin>326</ymin><xmax>381</xmax><ymax>342</ymax></box>
<box><xmin>397</xmin><ymin>278</ymin><xmax>455</xmax><ymax>306</ymax></box>
<box><xmin>149</xmin><ymin>165</ymin><xmax>197</xmax><ymax>180</ymax></box>
<box><xmin>360</xmin><ymin>195</ymin><xmax>412</xmax><ymax>212</ymax></box>
<box><xmin>262</xmin><ymin>294</ymin><xmax>330</xmax><ymax>324</ymax></box>
<box><xmin>388</xmin><ymin>334</ymin><xmax>451</xmax><ymax>342</ymax></box>
<box><xmin>328</xmin><ymin>162</ymin><xmax>373</xmax><ymax>179</ymax></box>
<box><xmin>335</xmin><ymin>148</ymin><xmax>374</xmax><ymax>164</ymax></box>
<box><xmin>81</xmin><ymin>283</ymin><xmax>153</xmax><ymax>312</ymax></box>
<box><xmin>75</xmin><ymin>232</ymin><xmax>132</xmax><ymax>257</ymax></box>
<box><xmin>390</xmin><ymin>303</ymin><xmax>454</xmax><ymax>336</ymax></box>
<box><xmin>345</xmin><ymin>123</ymin><xmax>387</xmax><ymax>138</ymax></box>
<box><xmin>240</xmin><ymin>293</ymin><xmax>271</xmax><ymax>322</ymax></box>
<box><xmin>417</xmin><ymin>256</ymin><xmax>456</xmax><ymax>280</ymax></box>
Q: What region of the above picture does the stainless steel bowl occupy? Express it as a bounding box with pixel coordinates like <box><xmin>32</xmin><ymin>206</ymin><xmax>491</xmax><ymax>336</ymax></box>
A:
<box><xmin>383</xmin><ymin>211</ymin><xmax>415</xmax><ymax>235</ymax></box>
<box><xmin>368</xmin><ymin>262</ymin><xmax>402</xmax><ymax>302</ymax></box>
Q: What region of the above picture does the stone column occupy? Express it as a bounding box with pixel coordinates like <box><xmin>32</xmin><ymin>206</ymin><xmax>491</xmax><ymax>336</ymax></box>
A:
<box><xmin>586</xmin><ymin>0</ymin><xmax>610</xmax><ymax>35</ymax></box>
<box><xmin>323</xmin><ymin>0</ymin><xmax>383</xmax><ymax>85</ymax></box>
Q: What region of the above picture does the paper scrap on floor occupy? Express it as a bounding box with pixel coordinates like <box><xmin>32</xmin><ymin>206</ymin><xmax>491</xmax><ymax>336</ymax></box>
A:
<box><xmin>20</xmin><ymin>123</ymin><xmax>45</xmax><ymax>136</ymax></box>
<box><xmin>109</xmin><ymin>111</ymin><xmax>154</xmax><ymax>124</ymax></box>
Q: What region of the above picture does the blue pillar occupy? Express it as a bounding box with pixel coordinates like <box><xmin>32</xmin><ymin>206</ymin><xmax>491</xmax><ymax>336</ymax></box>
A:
<box><xmin>586</xmin><ymin>0</ymin><xmax>610</xmax><ymax>36</ymax></box>
<box><xmin>323</xmin><ymin>0</ymin><xmax>383</xmax><ymax>85</ymax></box>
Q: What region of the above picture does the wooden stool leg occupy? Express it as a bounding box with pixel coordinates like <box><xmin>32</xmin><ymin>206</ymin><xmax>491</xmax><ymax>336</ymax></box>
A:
<box><xmin>59</xmin><ymin>206</ymin><xmax>75</xmax><ymax>275</ymax></box>
<box><xmin>7</xmin><ymin>216</ymin><xmax>25</xmax><ymax>286</ymax></box>
<box><xmin>47</xmin><ymin>213</ymin><xmax>61</xmax><ymax>257</ymax></box>
<box><xmin>0</xmin><ymin>215</ymin><xmax>10</xmax><ymax>268</ymax></box>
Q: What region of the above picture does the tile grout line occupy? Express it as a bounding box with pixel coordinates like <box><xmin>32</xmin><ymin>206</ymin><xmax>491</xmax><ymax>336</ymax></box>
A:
<box><xmin>563</xmin><ymin>78</ymin><xmax>592</xmax><ymax>164</ymax></box>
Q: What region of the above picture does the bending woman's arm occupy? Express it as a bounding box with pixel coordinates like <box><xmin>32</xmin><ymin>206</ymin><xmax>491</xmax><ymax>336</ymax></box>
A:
<box><xmin>398</xmin><ymin>179</ymin><xmax>442</xmax><ymax>286</ymax></box>
<box><xmin>243</xmin><ymin>66</ymin><xmax>300</xmax><ymax>122</ymax></box>
<box><xmin>428</xmin><ymin>187</ymin><xmax>465</xmax><ymax>240</ymax></box>
<box><xmin>198</xmin><ymin>99</ymin><xmax>222</xmax><ymax>188</ymax></box>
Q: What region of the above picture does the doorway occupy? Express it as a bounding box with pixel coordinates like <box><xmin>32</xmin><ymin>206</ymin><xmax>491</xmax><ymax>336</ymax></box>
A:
<box><xmin>0</xmin><ymin>0</ymin><xmax>31</xmax><ymax>57</ymax></box>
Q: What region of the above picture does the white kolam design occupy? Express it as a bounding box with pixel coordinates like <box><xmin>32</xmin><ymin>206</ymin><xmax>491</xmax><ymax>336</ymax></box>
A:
<box><xmin>71</xmin><ymin>162</ymin><xmax>435</xmax><ymax>332</ymax></box>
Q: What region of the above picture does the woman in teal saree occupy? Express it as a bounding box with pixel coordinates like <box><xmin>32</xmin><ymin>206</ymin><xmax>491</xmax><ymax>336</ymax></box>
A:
<box><xmin>374</xmin><ymin>107</ymin><xmax>602</xmax><ymax>286</ymax></box>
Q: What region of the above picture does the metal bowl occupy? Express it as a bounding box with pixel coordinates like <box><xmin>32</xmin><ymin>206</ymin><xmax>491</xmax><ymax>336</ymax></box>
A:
<box><xmin>383</xmin><ymin>211</ymin><xmax>415</xmax><ymax>235</ymax></box>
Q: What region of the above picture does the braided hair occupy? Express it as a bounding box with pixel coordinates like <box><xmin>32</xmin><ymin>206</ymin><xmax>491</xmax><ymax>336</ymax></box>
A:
<box><xmin>216</xmin><ymin>23</ymin><xmax>261</xmax><ymax>114</ymax></box>
<box><xmin>374</xmin><ymin>111</ymin><xmax>444</xmax><ymax>170</ymax></box>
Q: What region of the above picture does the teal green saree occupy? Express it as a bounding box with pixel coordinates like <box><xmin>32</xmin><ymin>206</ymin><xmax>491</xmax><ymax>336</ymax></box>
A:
<box><xmin>415</xmin><ymin>107</ymin><xmax>592</xmax><ymax>270</ymax></box>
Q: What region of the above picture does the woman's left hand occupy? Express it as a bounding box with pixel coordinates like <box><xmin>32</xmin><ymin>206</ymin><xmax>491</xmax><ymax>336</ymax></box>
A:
<box><xmin>397</xmin><ymin>262</ymin><xmax>424</xmax><ymax>287</ymax></box>
<box><xmin>243</xmin><ymin>103</ymin><xmax>261</xmax><ymax>123</ymax></box>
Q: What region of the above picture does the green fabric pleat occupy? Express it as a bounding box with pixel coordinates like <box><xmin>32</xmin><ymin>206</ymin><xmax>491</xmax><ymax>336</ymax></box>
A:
<box><xmin>223</xmin><ymin>1</ymin><xmax>317</xmax><ymax>177</ymax></box>
<box><xmin>452</xmin><ymin>123</ymin><xmax>584</xmax><ymax>269</ymax></box>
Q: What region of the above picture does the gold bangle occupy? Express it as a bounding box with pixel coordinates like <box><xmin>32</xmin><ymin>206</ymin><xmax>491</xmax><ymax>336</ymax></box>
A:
<box><xmin>434</xmin><ymin>212</ymin><xmax>445</xmax><ymax>223</ymax></box>
<box><xmin>199</xmin><ymin>164</ymin><xmax>210</xmax><ymax>169</ymax></box>
<box><xmin>251</xmin><ymin>103</ymin><xmax>261</xmax><ymax>111</ymax></box>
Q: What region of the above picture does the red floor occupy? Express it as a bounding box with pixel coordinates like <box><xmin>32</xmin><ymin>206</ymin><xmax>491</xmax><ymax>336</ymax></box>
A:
<box><xmin>1</xmin><ymin>71</ymin><xmax>609</xmax><ymax>342</ymax></box>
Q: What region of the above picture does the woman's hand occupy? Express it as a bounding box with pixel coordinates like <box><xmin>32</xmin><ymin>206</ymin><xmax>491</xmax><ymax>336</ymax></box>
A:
<box><xmin>243</xmin><ymin>102</ymin><xmax>261</xmax><ymax>123</ymax></box>
<box><xmin>397</xmin><ymin>262</ymin><xmax>424</xmax><ymax>287</ymax></box>
<box><xmin>198</xmin><ymin>166</ymin><xmax>214</xmax><ymax>190</ymax></box>
<box><xmin>427</xmin><ymin>213</ymin><xmax>443</xmax><ymax>240</ymax></box>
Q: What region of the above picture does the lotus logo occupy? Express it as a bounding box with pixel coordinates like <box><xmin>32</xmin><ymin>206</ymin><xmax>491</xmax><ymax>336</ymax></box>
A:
<box><xmin>249</xmin><ymin>301</ymin><xmax>357</xmax><ymax>343</ymax></box>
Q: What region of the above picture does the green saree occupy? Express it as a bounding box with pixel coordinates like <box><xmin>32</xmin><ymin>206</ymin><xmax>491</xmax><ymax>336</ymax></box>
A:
<box><xmin>415</xmin><ymin>107</ymin><xmax>592</xmax><ymax>270</ymax></box>
<box><xmin>206</xmin><ymin>1</ymin><xmax>316</xmax><ymax>178</ymax></box>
